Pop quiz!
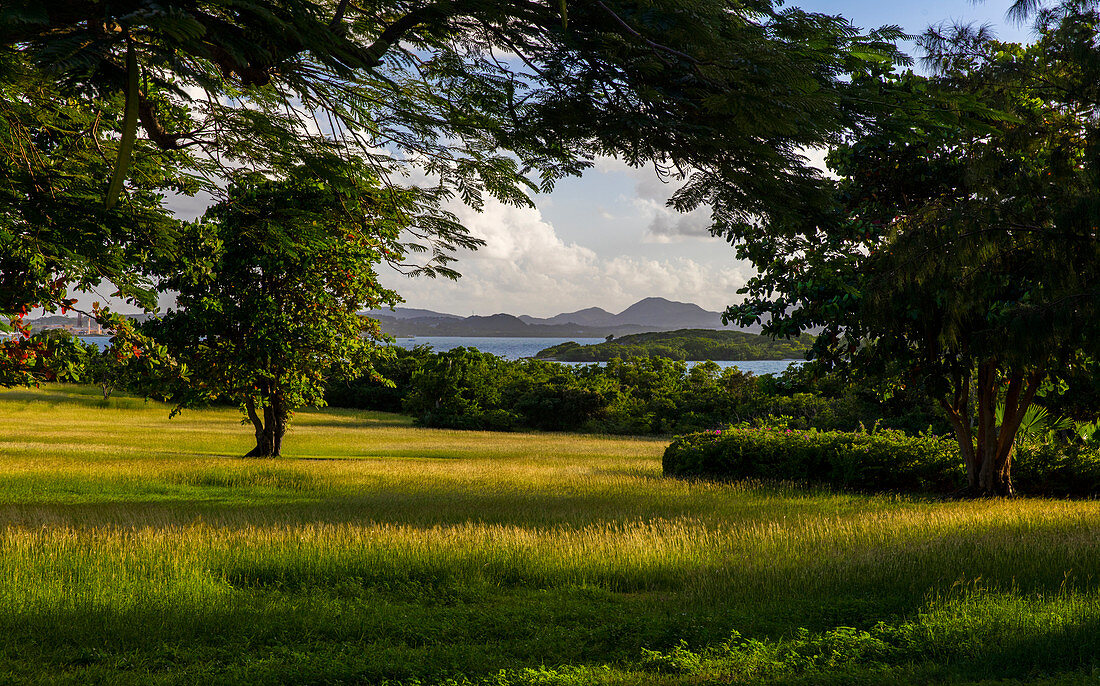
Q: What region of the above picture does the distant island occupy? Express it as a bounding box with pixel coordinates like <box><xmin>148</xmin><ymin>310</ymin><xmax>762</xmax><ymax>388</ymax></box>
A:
<box><xmin>534</xmin><ymin>329</ymin><xmax>813</xmax><ymax>362</ymax></box>
<box><xmin>364</xmin><ymin>296</ymin><xmax>761</xmax><ymax>338</ymax></box>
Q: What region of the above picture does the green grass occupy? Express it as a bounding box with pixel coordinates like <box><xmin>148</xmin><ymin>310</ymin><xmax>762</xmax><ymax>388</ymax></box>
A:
<box><xmin>2</xmin><ymin>385</ymin><xmax>1100</xmax><ymax>683</ymax></box>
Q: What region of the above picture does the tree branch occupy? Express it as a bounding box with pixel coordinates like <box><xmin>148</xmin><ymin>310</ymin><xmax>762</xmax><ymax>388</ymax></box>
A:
<box><xmin>329</xmin><ymin>0</ymin><xmax>353</xmax><ymax>29</ymax></box>
<box><xmin>362</xmin><ymin>3</ymin><xmax>449</xmax><ymax>68</ymax></box>
<box><xmin>594</xmin><ymin>1</ymin><xmax>705</xmax><ymax>66</ymax></box>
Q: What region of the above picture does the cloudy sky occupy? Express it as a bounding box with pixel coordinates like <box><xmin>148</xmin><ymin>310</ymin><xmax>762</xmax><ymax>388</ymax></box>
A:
<box><xmin>376</xmin><ymin>0</ymin><xmax>1033</xmax><ymax>318</ymax></box>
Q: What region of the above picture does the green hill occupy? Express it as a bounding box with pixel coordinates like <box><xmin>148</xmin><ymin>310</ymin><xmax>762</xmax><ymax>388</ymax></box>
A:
<box><xmin>535</xmin><ymin>328</ymin><xmax>813</xmax><ymax>362</ymax></box>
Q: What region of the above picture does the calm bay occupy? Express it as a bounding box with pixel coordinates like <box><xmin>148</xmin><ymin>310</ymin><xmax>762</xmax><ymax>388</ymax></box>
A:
<box><xmin>82</xmin><ymin>334</ymin><xmax>802</xmax><ymax>375</ymax></box>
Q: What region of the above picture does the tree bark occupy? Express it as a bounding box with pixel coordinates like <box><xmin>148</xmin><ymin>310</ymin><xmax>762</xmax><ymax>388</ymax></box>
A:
<box><xmin>244</xmin><ymin>392</ymin><xmax>288</xmax><ymax>457</ymax></box>
<box><xmin>941</xmin><ymin>403</ymin><xmax>977</xmax><ymax>485</ymax></box>
<box><xmin>244</xmin><ymin>396</ymin><xmax>269</xmax><ymax>457</ymax></box>
<box><xmin>947</xmin><ymin>363</ymin><xmax>1044</xmax><ymax>496</ymax></box>
<box><xmin>939</xmin><ymin>367</ymin><xmax>976</xmax><ymax>487</ymax></box>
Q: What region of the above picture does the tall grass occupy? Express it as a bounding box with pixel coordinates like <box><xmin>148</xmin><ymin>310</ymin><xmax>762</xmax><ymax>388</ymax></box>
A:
<box><xmin>1</xmin><ymin>385</ymin><xmax>1099</xmax><ymax>683</ymax></box>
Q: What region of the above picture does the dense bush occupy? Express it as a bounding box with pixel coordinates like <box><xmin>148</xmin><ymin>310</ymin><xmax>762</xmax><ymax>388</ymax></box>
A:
<box><xmin>324</xmin><ymin>345</ymin><xmax>432</xmax><ymax>413</ymax></box>
<box><xmin>1013</xmin><ymin>442</ymin><xmax>1100</xmax><ymax>497</ymax></box>
<box><xmin>402</xmin><ymin>348</ymin><xmax>529</xmax><ymax>430</ymax></box>
<box><xmin>663</xmin><ymin>426</ymin><xmax>965</xmax><ymax>493</ymax></box>
<box><xmin>664</xmin><ymin>426</ymin><xmax>1100</xmax><ymax>496</ymax></box>
<box><xmin>397</xmin><ymin>351</ymin><xmax>771</xmax><ymax>433</ymax></box>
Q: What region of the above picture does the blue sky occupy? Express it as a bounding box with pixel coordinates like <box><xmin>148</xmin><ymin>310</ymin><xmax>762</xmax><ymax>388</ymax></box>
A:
<box><xmin>380</xmin><ymin>0</ymin><xmax>1038</xmax><ymax>318</ymax></box>
<box><xmin>798</xmin><ymin>0</ymin><xmax>1031</xmax><ymax>45</ymax></box>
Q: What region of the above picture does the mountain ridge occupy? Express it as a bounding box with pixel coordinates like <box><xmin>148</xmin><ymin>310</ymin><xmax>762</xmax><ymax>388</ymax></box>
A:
<box><xmin>365</xmin><ymin>297</ymin><xmax>755</xmax><ymax>337</ymax></box>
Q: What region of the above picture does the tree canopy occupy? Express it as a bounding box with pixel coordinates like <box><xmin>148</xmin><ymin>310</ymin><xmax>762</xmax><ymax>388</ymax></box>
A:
<box><xmin>727</xmin><ymin>5</ymin><xmax>1100</xmax><ymax>494</ymax></box>
<box><xmin>145</xmin><ymin>164</ymin><xmax>406</xmax><ymax>456</ymax></box>
<box><xmin>0</xmin><ymin>54</ymin><xmax>192</xmax><ymax>386</ymax></box>
<box><xmin>2</xmin><ymin>0</ymin><xmax>903</xmax><ymax>286</ymax></box>
<box><xmin>4</xmin><ymin>1</ymin><xmax>902</xmax><ymax>210</ymax></box>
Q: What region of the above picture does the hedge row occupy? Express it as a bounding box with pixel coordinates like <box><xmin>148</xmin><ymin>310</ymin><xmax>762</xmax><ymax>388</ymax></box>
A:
<box><xmin>663</xmin><ymin>427</ymin><xmax>965</xmax><ymax>493</ymax></box>
<box><xmin>1014</xmin><ymin>443</ymin><xmax>1100</xmax><ymax>497</ymax></box>
<box><xmin>663</xmin><ymin>427</ymin><xmax>1100</xmax><ymax>496</ymax></box>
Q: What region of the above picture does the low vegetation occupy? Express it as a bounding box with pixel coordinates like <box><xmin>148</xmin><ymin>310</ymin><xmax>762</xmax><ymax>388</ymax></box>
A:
<box><xmin>327</xmin><ymin>347</ymin><xmax>947</xmax><ymax>436</ymax></box>
<box><xmin>3</xmin><ymin>386</ymin><xmax>1100</xmax><ymax>683</ymax></box>
<box><xmin>535</xmin><ymin>329</ymin><xmax>813</xmax><ymax>362</ymax></box>
<box><xmin>664</xmin><ymin>426</ymin><xmax>964</xmax><ymax>493</ymax></box>
<box><xmin>665</xmin><ymin>425</ymin><xmax>1100</xmax><ymax>497</ymax></box>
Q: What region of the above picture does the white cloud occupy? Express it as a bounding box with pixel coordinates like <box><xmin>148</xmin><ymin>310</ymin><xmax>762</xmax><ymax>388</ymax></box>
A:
<box><xmin>596</xmin><ymin>149</ymin><xmax>836</xmax><ymax>241</ymax></box>
<box><xmin>800</xmin><ymin>147</ymin><xmax>836</xmax><ymax>179</ymax></box>
<box><xmin>384</xmin><ymin>196</ymin><xmax>752</xmax><ymax>317</ymax></box>
<box><xmin>450</xmin><ymin>200</ymin><xmax>596</xmax><ymax>271</ymax></box>
<box><xmin>633</xmin><ymin>197</ymin><xmax>713</xmax><ymax>242</ymax></box>
<box><xmin>594</xmin><ymin>155</ymin><xmax>715</xmax><ymax>242</ymax></box>
<box><xmin>164</xmin><ymin>190</ymin><xmax>213</xmax><ymax>221</ymax></box>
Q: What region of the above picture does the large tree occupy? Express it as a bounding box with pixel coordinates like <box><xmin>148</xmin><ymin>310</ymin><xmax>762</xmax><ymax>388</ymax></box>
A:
<box><xmin>145</xmin><ymin>163</ymin><xmax>405</xmax><ymax>457</ymax></box>
<box><xmin>728</xmin><ymin>12</ymin><xmax>1100</xmax><ymax>495</ymax></box>
<box><xmin>1</xmin><ymin>0</ymin><xmax>903</xmax><ymax>302</ymax></box>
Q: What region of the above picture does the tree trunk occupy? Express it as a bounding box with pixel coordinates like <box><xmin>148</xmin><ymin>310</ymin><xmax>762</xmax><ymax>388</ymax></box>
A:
<box><xmin>939</xmin><ymin>368</ymin><xmax>976</xmax><ymax>487</ymax></box>
<box><xmin>244</xmin><ymin>394</ymin><xmax>287</xmax><ymax>457</ymax></box>
<box><xmin>945</xmin><ymin>363</ymin><xmax>1042</xmax><ymax>497</ymax></box>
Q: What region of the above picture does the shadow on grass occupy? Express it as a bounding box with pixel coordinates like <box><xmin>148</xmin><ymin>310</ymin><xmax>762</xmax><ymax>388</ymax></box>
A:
<box><xmin>0</xmin><ymin>583</ymin><xmax>711</xmax><ymax>683</ymax></box>
<box><xmin>2</xmin><ymin>579</ymin><xmax>1099</xmax><ymax>685</ymax></box>
<box><xmin>2</xmin><ymin>385</ymin><xmax>417</xmax><ymax>427</ymax></box>
<box><xmin>0</xmin><ymin>490</ymin><xmax>821</xmax><ymax>529</ymax></box>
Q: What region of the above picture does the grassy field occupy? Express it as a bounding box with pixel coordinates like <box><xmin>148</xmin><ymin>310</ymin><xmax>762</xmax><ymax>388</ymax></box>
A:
<box><xmin>1</xmin><ymin>386</ymin><xmax>1100</xmax><ymax>684</ymax></box>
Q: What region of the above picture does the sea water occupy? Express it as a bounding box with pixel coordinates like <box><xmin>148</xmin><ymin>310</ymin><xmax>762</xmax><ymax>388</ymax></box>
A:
<box><xmin>83</xmin><ymin>334</ymin><xmax>802</xmax><ymax>375</ymax></box>
<box><xmin>393</xmin><ymin>336</ymin><xmax>802</xmax><ymax>375</ymax></box>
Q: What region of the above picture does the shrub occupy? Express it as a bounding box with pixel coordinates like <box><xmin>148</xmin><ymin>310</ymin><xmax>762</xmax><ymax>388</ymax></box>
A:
<box><xmin>639</xmin><ymin>640</ymin><xmax>703</xmax><ymax>674</ymax></box>
<box><xmin>664</xmin><ymin>426</ymin><xmax>1100</xmax><ymax>496</ymax></box>
<box><xmin>1013</xmin><ymin>442</ymin><xmax>1100</xmax><ymax>497</ymax></box>
<box><xmin>325</xmin><ymin>346</ymin><xmax>433</xmax><ymax>412</ymax></box>
<box><xmin>758</xmin><ymin>393</ymin><xmax>869</xmax><ymax>431</ymax></box>
<box><xmin>663</xmin><ymin>426</ymin><xmax>964</xmax><ymax>493</ymax></box>
<box><xmin>512</xmin><ymin>380</ymin><xmax>613</xmax><ymax>431</ymax></box>
<box><xmin>402</xmin><ymin>348</ymin><xmax>522</xmax><ymax>430</ymax></box>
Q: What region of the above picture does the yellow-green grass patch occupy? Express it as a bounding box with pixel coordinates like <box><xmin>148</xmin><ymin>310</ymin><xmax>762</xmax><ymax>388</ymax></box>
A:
<box><xmin>1</xmin><ymin>385</ymin><xmax>1100</xmax><ymax>684</ymax></box>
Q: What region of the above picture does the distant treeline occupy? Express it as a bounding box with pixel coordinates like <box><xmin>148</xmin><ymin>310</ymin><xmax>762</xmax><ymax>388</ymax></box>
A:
<box><xmin>534</xmin><ymin>329</ymin><xmax>813</xmax><ymax>362</ymax></box>
<box><xmin>326</xmin><ymin>346</ymin><xmax>946</xmax><ymax>436</ymax></box>
<box><xmin>27</xmin><ymin>331</ymin><xmax>1100</xmax><ymax>449</ymax></box>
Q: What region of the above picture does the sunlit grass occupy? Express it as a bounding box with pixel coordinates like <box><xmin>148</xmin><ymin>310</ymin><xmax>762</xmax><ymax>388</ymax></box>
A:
<box><xmin>1</xmin><ymin>384</ymin><xmax>1100</xmax><ymax>683</ymax></box>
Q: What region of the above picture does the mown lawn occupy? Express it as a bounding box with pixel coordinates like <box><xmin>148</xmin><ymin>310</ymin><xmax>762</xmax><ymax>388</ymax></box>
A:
<box><xmin>1</xmin><ymin>385</ymin><xmax>1100</xmax><ymax>684</ymax></box>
